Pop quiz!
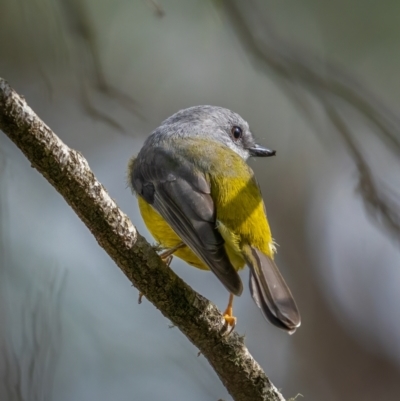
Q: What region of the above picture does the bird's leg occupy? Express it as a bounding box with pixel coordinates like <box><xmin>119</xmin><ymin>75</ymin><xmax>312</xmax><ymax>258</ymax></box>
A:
<box><xmin>138</xmin><ymin>242</ymin><xmax>186</xmax><ymax>304</ymax></box>
<box><xmin>222</xmin><ymin>293</ymin><xmax>236</xmax><ymax>334</ymax></box>
<box><xmin>158</xmin><ymin>242</ymin><xmax>186</xmax><ymax>265</ymax></box>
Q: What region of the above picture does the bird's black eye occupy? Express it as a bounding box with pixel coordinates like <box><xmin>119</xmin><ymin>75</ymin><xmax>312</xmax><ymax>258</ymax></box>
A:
<box><xmin>231</xmin><ymin>126</ymin><xmax>243</xmax><ymax>141</ymax></box>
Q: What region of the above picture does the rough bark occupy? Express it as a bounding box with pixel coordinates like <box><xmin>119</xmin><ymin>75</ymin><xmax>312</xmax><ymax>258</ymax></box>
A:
<box><xmin>0</xmin><ymin>77</ymin><xmax>286</xmax><ymax>401</ymax></box>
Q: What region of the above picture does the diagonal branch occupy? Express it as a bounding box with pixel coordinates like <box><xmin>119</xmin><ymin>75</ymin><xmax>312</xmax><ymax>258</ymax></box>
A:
<box><xmin>0</xmin><ymin>78</ymin><xmax>287</xmax><ymax>401</ymax></box>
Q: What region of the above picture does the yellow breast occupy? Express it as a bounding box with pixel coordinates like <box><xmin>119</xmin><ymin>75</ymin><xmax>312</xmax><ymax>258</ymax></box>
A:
<box><xmin>137</xmin><ymin>139</ymin><xmax>274</xmax><ymax>271</ymax></box>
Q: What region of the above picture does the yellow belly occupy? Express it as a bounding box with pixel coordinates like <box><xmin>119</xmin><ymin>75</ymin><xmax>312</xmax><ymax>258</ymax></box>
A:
<box><xmin>138</xmin><ymin>197</ymin><xmax>246</xmax><ymax>271</ymax></box>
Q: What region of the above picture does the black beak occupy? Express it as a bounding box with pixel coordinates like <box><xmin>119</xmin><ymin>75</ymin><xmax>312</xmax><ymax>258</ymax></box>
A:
<box><xmin>248</xmin><ymin>144</ymin><xmax>276</xmax><ymax>157</ymax></box>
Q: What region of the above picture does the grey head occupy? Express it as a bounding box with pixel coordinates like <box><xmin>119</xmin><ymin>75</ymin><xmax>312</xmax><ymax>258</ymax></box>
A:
<box><xmin>149</xmin><ymin>105</ymin><xmax>276</xmax><ymax>160</ymax></box>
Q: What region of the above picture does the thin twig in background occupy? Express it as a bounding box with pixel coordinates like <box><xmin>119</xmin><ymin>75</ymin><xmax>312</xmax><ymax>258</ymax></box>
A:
<box><xmin>0</xmin><ymin>269</ymin><xmax>65</xmax><ymax>401</ymax></box>
<box><xmin>323</xmin><ymin>97</ymin><xmax>400</xmax><ymax>243</ymax></box>
<box><xmin>57</xmin><ymin>0</ymin><xmax>143</xmax><ymax>131</ymax></box>
<box><xmin>146</xmin><ymin>0</ymin><xmax>165</xmax><ymax>17</ymax></box>
<box><xmin>216</xmin><ymin>0</ymin><xmax>400</xmax><ymax>244</ymax></box>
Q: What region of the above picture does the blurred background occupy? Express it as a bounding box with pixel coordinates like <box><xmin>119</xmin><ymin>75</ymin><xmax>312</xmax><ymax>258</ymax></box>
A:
<box><xmin>1</xmin><ymin>0</ymin><xmax>400</xmax><ymax>400</ymax></box>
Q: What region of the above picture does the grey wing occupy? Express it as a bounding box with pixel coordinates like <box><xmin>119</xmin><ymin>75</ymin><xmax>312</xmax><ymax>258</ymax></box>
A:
<box><xmin>131</xmin><ymin>147</ymin><xmax>243</xmax><ymax>296</ymax></box>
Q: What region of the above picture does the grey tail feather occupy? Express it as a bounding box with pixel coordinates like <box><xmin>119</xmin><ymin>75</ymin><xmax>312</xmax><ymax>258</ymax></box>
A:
<box><xmin>244</xmin><ymin>245</ymin><xmax>301</xmax><ymax>334</ymax></box>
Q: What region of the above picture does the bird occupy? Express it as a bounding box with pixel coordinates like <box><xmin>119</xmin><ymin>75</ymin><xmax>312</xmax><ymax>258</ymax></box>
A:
<box><xmin>128</xmin><ymin>105</ymin><xmax>300</xmax><ymax>334</ymax></box>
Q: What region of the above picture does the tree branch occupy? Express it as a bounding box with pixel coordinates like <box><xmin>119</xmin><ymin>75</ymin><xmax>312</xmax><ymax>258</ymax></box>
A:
<box><xmin>0</xmin><ymin>78</ymin><xmax>287</xmax><ymax>401</ymax></box>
